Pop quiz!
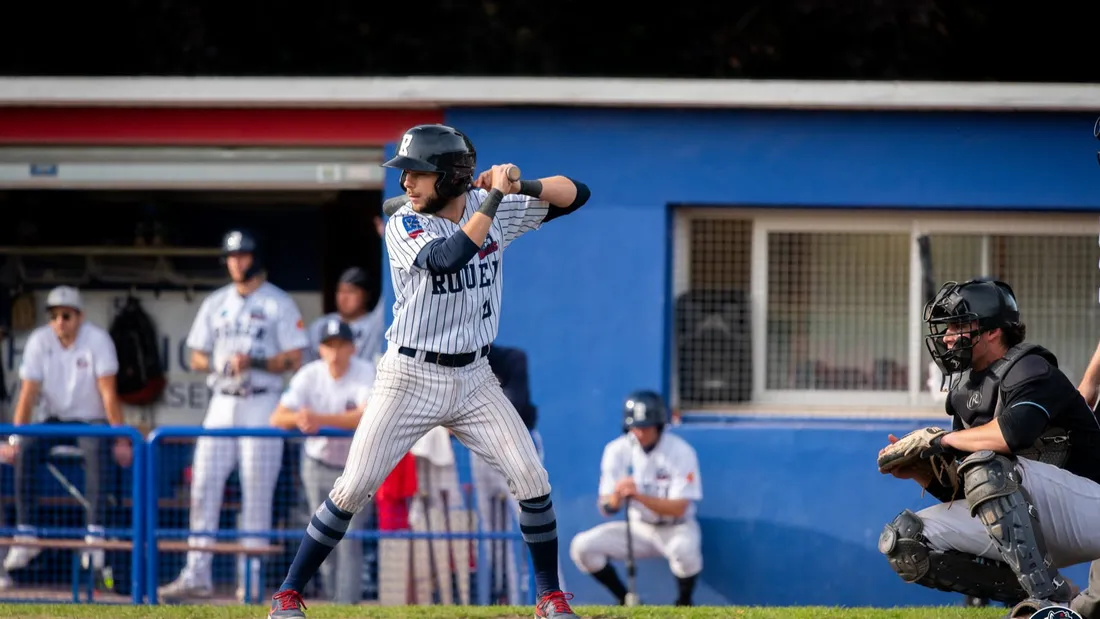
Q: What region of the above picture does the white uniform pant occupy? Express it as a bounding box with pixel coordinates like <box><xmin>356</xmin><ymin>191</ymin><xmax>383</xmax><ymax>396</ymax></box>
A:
<box><xmin>917</xmin><ymin>457</ymin><xmax>1100</xmax><ymax>570</ymax></box>
<box><xmin>180</xmin><ymin>391</ymin><xmax>283</xmax><ymax>589</ymax></box>
<box><xmin>329</xmin><ymin>347</ymin><xmax>549</xmax><ymax>513</ymax></box>
<box><xmin>570</xmin><ymin>518</ymin><xmax>703</xmax><ymax>579</ymax></box>
<box><xmin>470</xmin><ymin>429</ymin><xmax>566</xmax><ymax>604</ymax></box>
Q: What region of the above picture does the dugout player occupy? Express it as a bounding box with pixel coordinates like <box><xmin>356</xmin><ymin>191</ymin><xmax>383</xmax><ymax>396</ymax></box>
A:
<box><xmin>306</xmin><ymin>267</ymin><xmax>385</xmax><ymax>365</ymax></box>
<box><xmin>2</xmin><ymin>285</ymin><xmax>132</xmax><ymax>577</ymax></box>
<box><xmin>569</xmin><ymin>390</ymin><xmax>703</xmax><ymax>607</ymax></box>
<box><xmin>877</xmin><ymin>278</ymin><xmax>1100</xmax><ymax>618</ymax></box>
<box><xmin>270</xmin><ymin>318</ymin><xmax>374</xmax><ymax>605</ymax></box>
<box><xmin>159</xmin><ymin>230</ymin><xmax>308</xmax><ymax>602</ymax></box>
<box><xmin>267</xmin><ymin>124</ymin><xmax>589</xmax><ymax>619</ymax></box>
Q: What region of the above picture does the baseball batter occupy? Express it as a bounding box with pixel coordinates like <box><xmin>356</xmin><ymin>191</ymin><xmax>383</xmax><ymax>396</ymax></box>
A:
<box><xmin>268</xmin><ymin>123</ymin><xmax>590</xmax><ymax>619</ymax></box>
<box><xmin>570</xmin><ymin>390</ymin><xmax>703</xmax><ymax>607</ymax></box>
<box><xmin>877</xmin><ymin>279</ymin><xmax>1100</xmax><ymax>618</ymax></box>
<box><xmin>305</xmin><ymin>266</ymin><xmax>385</xmax><ymax>365</ymax></box>
<box><xmin>159</xmin><ymin>230</ymin><xmax>308</xmax><ymax>602</ymax></box>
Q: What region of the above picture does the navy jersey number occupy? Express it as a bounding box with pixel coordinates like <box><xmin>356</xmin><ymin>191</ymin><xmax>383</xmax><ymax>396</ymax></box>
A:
<box><xmin>482</xmin><ymin>300</ymin><xmax>492</xmax><ymax>319</ymax></box>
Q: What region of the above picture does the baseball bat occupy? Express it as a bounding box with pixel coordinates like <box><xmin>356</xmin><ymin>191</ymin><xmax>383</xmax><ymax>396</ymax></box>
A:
<box><xmin>381</xmin><ymin>166</ymin><xmax>520</xmax><ymax>217</ymax></box>
<box><xmin>406</xmin><ymin>508</ymin><xmax>417</xmax><ymax>604</ymax></box>
<box><xmin>623</xmin><ymin>496</ymin><xmax>639</xmax><ymax>607</ymax></box>
<box><xmin>440</xmin><ymin>489</ymin><xmax>461</xmax><ymax>605</ymax></box>
<box><xmin>383</xmin><ymin>195</ymin><xmax>408</xmax><ymax>217</ymax></box>
<box><xmin>494</xmin><ymin>495</ymin><xmax>507</xmax><ymax>605</ymax></box>
<box><xmin>422</xmin><ymin>493</ymin><xmax>442</xmax><ymax>605</ymax></box>
<box><xmin>916</xmin><ymin>235</ymin><xmax>935</xmax><ymax>305</ymax></box>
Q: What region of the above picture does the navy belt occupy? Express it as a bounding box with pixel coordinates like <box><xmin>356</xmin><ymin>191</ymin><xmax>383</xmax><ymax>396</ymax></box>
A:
<box><xmin>399</xmin><ymin>345</ymin><xmax>490</xmax><ymax>368</ymax></box>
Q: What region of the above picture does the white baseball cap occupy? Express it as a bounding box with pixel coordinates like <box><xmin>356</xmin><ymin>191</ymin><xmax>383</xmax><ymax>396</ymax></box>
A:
<box><xmin>46</xmin><ymin>286</ymin><xmax>83</xmax><ymax>312</ymax></box>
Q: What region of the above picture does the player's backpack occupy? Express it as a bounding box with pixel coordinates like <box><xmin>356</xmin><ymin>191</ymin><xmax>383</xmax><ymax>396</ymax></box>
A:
<box><xmin>109</xmin><ymin>295</ymin><xmax>167</xmax><ymax>406</ymax></box>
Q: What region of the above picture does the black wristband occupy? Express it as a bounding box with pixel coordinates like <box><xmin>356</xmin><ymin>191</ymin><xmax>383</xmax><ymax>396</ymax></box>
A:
<box><xmin>518</xmin><ymin>179</ymin><xmax>543</xmax><ymax>198</ymax></box>
<box><xmin>249</xmin><ymin>356</ymin><xmax>268</xmax><ymax>371</ymax></box>
<box><xmin>477</xmin><ymin>189</ymin><xmax>504</xmax><ymax>219</ymax></box>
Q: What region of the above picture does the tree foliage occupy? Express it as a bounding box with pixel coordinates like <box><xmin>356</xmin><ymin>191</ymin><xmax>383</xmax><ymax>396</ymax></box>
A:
<box><xmin>2</xmin><ymin>1</ymin><xmax>1096</xmax><ymax>81</ymax></box>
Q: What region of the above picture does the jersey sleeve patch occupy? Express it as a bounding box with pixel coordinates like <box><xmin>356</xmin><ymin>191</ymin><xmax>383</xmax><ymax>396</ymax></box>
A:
<box><xmin>402</xmin><ymin>215</ymin><xmax>424</xmax><ymax>239</ymax></box>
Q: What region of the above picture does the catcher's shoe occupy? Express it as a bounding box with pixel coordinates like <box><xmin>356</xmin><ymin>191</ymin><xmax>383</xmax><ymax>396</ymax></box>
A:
<box><xmin>535</xmin><ymin>590</ymin><xmax>579</xmax><ymax>618</ymax></box>
<box><xmin>268</xmin><ymin>589</ymin><xmax>307</xmax><ymax>618</ymax></box>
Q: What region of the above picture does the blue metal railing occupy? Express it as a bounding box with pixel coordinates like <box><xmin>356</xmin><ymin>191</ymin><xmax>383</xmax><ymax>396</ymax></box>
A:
<box><xmin>145</xmin><ymin>426</ymin><xmax>531</xmax><ymax>606</ymax></box>
<box><xmin>0</xmin><ymin>423</ymin><xmax>146</xmax><ymax>605</ymax></box>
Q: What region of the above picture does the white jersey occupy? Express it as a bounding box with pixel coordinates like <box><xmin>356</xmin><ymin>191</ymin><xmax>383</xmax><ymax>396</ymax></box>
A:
<box><xmin>599</xmin><ymin>431</ymin><xmax>703</xmax><ymax>525</ymax></box>
<box><xmin>383</xmin><ymin>188</ymin><xmax>549</xmax><ymax>354</ymax></box>
<box><xmin>305</xmin><ymin>305</ymin><xmax>385</xmax><ymax>364</ymax></box>
<box><xmin>279</xmin><ymin>358</ymin><xmax>376</xmax><ymax>468</ymax></box>
<box><xmin>19</xmin><ymin>323</ymin><xmax>118</xmax><ymax>422</ymax></box>
<box><xmin>186</xmin><ymin>281</ymin><xmax>309</xmax><ymax>394</ymax></box>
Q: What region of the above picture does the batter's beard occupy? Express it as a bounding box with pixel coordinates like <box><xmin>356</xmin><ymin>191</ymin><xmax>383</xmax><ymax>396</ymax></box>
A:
<box><xmin>417</xmin><ymin>194</ymin><xmax>448</xmax><ymax>215</ymax></box>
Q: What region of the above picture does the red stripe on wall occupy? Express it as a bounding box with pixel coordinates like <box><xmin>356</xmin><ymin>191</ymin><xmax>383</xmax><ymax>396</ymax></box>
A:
<box><xmin>0</xmin><ymin>107</ymin><xmax>445</xmax><ymax>146</ymax></box>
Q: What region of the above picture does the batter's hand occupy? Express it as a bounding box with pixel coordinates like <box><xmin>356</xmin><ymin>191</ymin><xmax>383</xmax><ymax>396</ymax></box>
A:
<box><xmin>113</xmin><ymin>439</ymin><xmax>133</xmax><ymax>468</ymax></box>
<box><xmin>0</xmin><ymin>444</ymin><xmax>16</xmax><ymax>465</ymax></box>
<box><xmin>615</xmin><ymin>477</ymin><xmax>637</xmax><ymax>498</ymax></box>
<box><xmin>474</xmin><ymin>165</ymin><xmax>520</xmax><ymax>195</ymax></box>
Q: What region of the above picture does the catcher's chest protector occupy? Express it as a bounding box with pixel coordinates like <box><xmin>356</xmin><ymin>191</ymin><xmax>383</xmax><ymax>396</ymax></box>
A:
<box><xmin>949</xmin><ymin>343</ymin><xmax>1056</xmax><ymax>430</ymax></box>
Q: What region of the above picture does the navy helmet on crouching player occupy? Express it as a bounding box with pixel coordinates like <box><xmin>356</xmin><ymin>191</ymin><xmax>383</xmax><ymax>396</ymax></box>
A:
<box><xmin>622</xmin><ymin>390</ymin><xmax>668</xmax><ymax>434</ymax></box>
<box><xmin>879</xmin><ymin>278</ymin><xmax>1100</xmax><ymax>618</ymax></box>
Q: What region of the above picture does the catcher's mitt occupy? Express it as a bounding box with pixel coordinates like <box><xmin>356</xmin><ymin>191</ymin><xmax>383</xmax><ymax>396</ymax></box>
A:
<box><xmin>877</xmin><ymin>426</ymin><xmax>948</xmax><ymax>473</ymax></box>
<box><xmin>878</xmin><ymin>426</ymin><xmax>961</xmax><ymax>499</ymax></box>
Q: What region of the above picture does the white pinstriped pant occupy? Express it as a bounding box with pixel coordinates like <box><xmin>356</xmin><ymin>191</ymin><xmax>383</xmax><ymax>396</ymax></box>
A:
<box><xmin>330</xmin><ymin>346</ymin><xmax>550</xmax><ymax>515</ymax></box>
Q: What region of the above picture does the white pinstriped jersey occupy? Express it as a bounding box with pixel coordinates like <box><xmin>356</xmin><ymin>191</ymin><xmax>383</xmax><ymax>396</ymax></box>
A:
<box><xmin>383</xmin><ymin>189</ymin><xmax>548</xmax><ymax>354</ymax></box>
<box><xmin>186</xmin><ymin>281</ymin><xmax>309</xmax><ymax>393</ymax></box>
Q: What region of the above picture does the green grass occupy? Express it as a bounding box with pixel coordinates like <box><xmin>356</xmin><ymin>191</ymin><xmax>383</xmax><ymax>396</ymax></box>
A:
<box><xmin>0</xmin><ymin>605</ymin><xmax>1014</xmax><ymax>619</ymax></box>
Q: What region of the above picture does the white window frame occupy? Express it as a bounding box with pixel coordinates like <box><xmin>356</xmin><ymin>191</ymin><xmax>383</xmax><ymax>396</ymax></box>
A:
<box><xmin>672</xmin><ymin>208</ymin><xmax>1099</xmax><ymax>416</ymax></box>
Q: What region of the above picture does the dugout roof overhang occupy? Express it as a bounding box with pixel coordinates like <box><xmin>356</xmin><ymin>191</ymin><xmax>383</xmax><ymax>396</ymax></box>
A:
<box><xmin>0</xmin><ymin>76</ymin><xmax>1096</xmax><ymax>189</ymax></box>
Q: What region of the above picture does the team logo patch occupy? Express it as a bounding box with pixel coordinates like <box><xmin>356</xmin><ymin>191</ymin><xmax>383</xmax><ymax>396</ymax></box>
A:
<box><xmin>1026</xmin><ymin>606</ymin><xmax>1082</xmax><ymax>619</ymax></box>
<box><xmin>478</xmin><ymin>234</ymin><xmax>499</xmax><ymax>259</ymax></box>
<box><xmin>402</xmin><ymin>215</ymin><xmax>423</xmax><ymax>239</ymax></box>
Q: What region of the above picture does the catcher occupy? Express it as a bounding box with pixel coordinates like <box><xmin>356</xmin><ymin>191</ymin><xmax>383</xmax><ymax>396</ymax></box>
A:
<box><xmin>877</xmin><ymin>279</ymin><xmax>1100</xmax><ymax>618</ymax></box>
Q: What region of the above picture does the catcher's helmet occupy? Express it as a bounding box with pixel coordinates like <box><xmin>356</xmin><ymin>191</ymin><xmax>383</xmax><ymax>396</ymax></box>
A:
<box><xmin>383</xmin><ymin>124</ymin><xmax>476</xmax><ymax>205</ymax></box>
<box><xmin>924</xmin><ymin>278</ymin><xmax>1021</xmax><ymax>375</ymax></box>
<box><xmin>622</xmin><ymin>390</ymin><xmax>669</xmax><ymax>432</ymax></box>
<box><xmin>221</xmin><ymin>229</ymin><xmax>264</xmax><ymax>280</ymax></box>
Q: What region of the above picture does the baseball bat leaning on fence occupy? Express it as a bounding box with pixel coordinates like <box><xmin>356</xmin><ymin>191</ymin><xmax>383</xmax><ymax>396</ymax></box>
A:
<box><xmin>623</xmin><ymin>495</ymin><xmax>639</xmax><ymax>606</ymax></box>
<box><xmin>382</xmin><ymin>166</ymin><xmax>522</xmax><ymax>217</ymax></box>
<box><xmin>440</xmin><ymin>489</ymin><xmax>462</xmax><ymax>604</ymax></box>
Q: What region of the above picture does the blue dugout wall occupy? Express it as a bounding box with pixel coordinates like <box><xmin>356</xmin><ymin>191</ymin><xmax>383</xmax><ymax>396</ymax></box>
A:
<box><xmin>382</xmin><ymin>108</ymin><xmax>1100</xmax><ymax>606</ymax></box>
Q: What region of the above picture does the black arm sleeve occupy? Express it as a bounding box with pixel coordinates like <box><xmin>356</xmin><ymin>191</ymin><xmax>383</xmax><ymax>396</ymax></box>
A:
<box><xmin>542</xmin><ymin>178</ymin><xmax>591</xmax><ymax>223</ymax></box>
<box><xmin>413</xmin><ymin>231</ymin><xmax>480</xmax><ymax>274</ymax></box>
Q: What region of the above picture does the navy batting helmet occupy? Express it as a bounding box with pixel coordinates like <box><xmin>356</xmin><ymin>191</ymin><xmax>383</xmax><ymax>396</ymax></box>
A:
<box><xmin>622</xmin><ymin>390</ymin><xmax>669</xmax><ymax>432</ymax></box>
<box><xmin>221</xmin><ymin>229</ymin><xmax>263</xmax><ymax>280</ymax></box>
<box><xmin>383</xmin><ymin>124</ymin><xmax>476</xmax><ymax>211</ymax></box>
